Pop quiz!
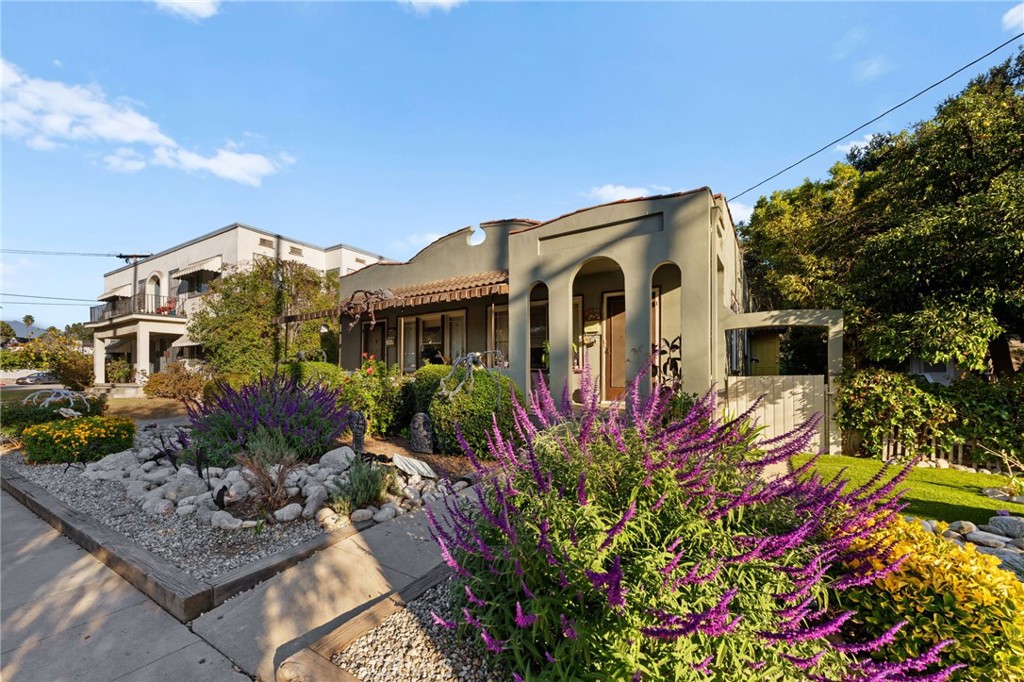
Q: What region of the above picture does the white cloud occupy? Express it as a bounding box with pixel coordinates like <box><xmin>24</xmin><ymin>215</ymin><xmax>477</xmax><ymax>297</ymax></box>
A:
<box><xmin>153</xmin><ymin>0</ymin><xmax>220</xmax><ymax>21</ymax></box>
<box><xmin>650</xmin><ymin>184</ymin><xmax>672</xmax><ymax>193</ymax></box>
<box><xmin>583</xmin><ymin>184</ymin><xmax>651</xmax><ymax>203</ymax></box>
<box><xmin>728</xmin><ymin>201</ymin><xmax>754</xmax><ymax>225</ymax></box>
<box><xmin>2</xmin><ymin>58</ymin><xmax>288</xmax><ymax>187</ymax></box>
<box><xmin>834</xmin><ymin>133</ymin><xmax>878</xmax><ymax>155</ymax></box>
<box><xmin>53</xmin><ymin>59</ymin><xmax>63</xmax><ymax>68</ymax></box>
<box><xmin>103</xmin><ymin>147</ymin><xmax>147</xmax><ymax>173</ymax></box>
<box><xmin>830</xmin><ymin>28</ymin><xmax>864</xmax><ymax>62</ymax></box>
<box><xmin>387</xmin><ymin>232</ymin><xmax>445</xmax><ymax>258</ymax></box>
<box><xmin>398</xmin><ymin>0</ymin><xmax>467</xmax><ymax>15</ymax></box>
<box><xmin>853</xmin><ymin>55</ymin><xmax>890</xmax><ymax>81</ymax></box>
<box><xmin>1004</xmin><ymin>3</ymin><xmax>1024</xmax><ymax>31</ymax></box>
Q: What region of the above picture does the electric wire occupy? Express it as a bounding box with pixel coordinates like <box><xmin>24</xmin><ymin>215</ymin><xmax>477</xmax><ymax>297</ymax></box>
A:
<box><xmin>1</xmin><ymin>293</ymin><xmax>99</xmax><ymax>302</ymax></box>
<box><xmin>729</xmin><ymin>31</ymin><xmax>1024</xmax><ymax>202</ymax></box>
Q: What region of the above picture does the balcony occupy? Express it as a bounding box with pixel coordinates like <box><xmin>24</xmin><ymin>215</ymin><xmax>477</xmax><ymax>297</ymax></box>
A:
<box><xmin>90</xmin><ymin>294</ymin><xmax>186</xmax><ymax>324</ymax></box>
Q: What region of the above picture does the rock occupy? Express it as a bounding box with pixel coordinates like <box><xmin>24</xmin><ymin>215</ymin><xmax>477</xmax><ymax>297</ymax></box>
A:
<box><xmin>410</xmin><ymin>413</ymin><xmax>433</xmax><ymax>453</ymax></box>
<box><xmin>176</xmin><ymin>504</ymin><xmax>197</xmax><ymax>517</ymax></box>
<box><xmin>975</xmin><ymin>546</ymin><xmax>1024</xmax><ymax>581</ymax></box>
<box><xmin>202</xmin><ymin>467</ymin><xmax>224</xmax><ymax>479</ymax></box>
<box><xmin>286</xmin><ymin>486</ymin><xmax>300</xmax><ymax>497</ymax></box>
<box><xmin>211</xmin><ymin>510</ymin><xmax>243</xmax><ymax>530</ymax></box>
<box><xmin>452</xmin><ymin>480</ymin><xmax>469</xmax><ymax>492</ymax></box>
<box><xmin>274</xmin><ymin>503</ymin><xmax>303</xmax><ymax>522</ymax></box>
<box><xmin>964</xmin><ymin>530</ymin><xmax>1008</xmax><ymax>548</ymax></box>
<box><xmin>315</xmin><ymin>469</ymin><xmax>332</xmax><ymax>482</ymax></box>
<box><xmin>141</xmin><ymin>467</ymin><xmax>175</xmax><ymax>484</ymax></box>
<box><xmin>110</xmin><ymin>506</ymin><xmax>134</xmax><ymax>518</ymax></box>
<box><xmin>934</xmin><ymin>459</ymin><xmax>950</xmax><ymax>469</ymax></box>
<box><xmin>141</xmin><ymin>460</ymin><xmax>158</xmax><ymax>473</ymax></box>
<box><xmin>143</xmin><ymin>497</ymin><xmax>174</xmax><ymax>515</ymax></box>
<box><xmin>978</xmin><ymin>469</ymin><xmax>993</xmax><ymax>476</ymax></box>
<box><xmin>982</xmin><ymin>487</ymin><xmax>1010</xmax><ymax>499</ymax></box>
<box><xmin>229</xmin><ymin>480</ymin><xmax>251</xmax><ymax>498</ymax></box>
<box><xmin>240</xmin><ymin>520</ymin><xmax>259</xmax><ymax>529</ymax></box>
<box><xmin>392</xmin><ymin>453</ymin><xmax>438</xmax><ymax>480</ymax></box>
<box><xmin>350</xmin><ymin>411</ymin><xmax>367</xmax><ymax>454</ymax></box>
<box><xmin>303</xmin><ymin>485</ymin><xmax>329</xmax><ymax>519</ymax></box>
<box><xmin>195</xmin><ymin>508</ymin><xmax>214</xmax><ymax>526</ymax></box>
<box><xmin>164</xmin><ymin>473</ymin><xmax>208</xmax><ymax>503</ymax></box>
<box><xmin>94</xmin><ymin>450</ymin><xmax>139</xmax><ymax>471</ymax></box>
<box><xmin>351</xmin><ymin>508</ymin><xmax>374</xmax><ymax>523</ymax></box>
<box><xmin>320</xmin><ymin>447</ymin><xmax>356</xmax><ymax>472</ymax></box>
<box><xmin>125</xmin><ymin>481</ymin><xmax>151</xmax><ymax>500</ymax></box>
<box><xmin>985</xmin><ymin>516</ymin><xmax>1024</xmax><ymax>539</ymax></box>
<box><xmin>315</xmin><ymin>507</ymin><xmax>337</xmax><ymax>524</ymax></box>
<box><xmin>948</xmin><ymin>520</ymin><xmax>977</xmax><ymax>535</ymax></box>
<box><xmin>403</xmin><ymin>485</ymin><xmax>421</xmax><ymax>501</ymax></box>
<box><xmin>373</xmin><ymin>505</ymin><xmax>397</xmax><ymax>523</ymax></box>
<box><xmin>941</xmin><ymin>529</ymin><xmax>964</xmax><ymax>541</ymax></box>
<box><xmin>224</xmin><ymin>469</ymin><xmax>242</xmax><ymax>483</ymax></box>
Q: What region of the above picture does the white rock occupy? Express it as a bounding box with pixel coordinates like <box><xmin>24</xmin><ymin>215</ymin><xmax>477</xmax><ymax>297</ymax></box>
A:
<box><xmin>315</xmin><ymin>469</ymin><xmax>332</xmax><ymax>482</ymax></box>
<box><xmin>403</xmin><ymin>486</ymin><xmax>421</xmax><ymax>501</ymax></box>
<box><xmin>315</xmin><ymin>507</ymin><xmax>337</xmax><ymax>524</ymax></box>
<box><xmin>351</xmin><ymin>508</ymin><xmax>374</xmax><ymax>523</ymax></box>
<box><xmin>142</xmin><ymin>467</ymin><xmax>175</xmax><ymax>484</ymax></box>
<box><xmin>140</xmin><ymin>460</ymin><xmax>158</xmax><ymax>473</ymax></box>
<box><xmin>211</xmin><ymin>510</ymin><xmax>243</xmax><ymax>530</ymax></box>
<box><xmin>94</xmin><ymin>450</ymin><xmax>139</xmax><ymax>472</ymax></box>
<box><xmin>176</xmin><ymin>504</ymin><xmax>196</xmax><ymax>517</ymax></box>
<box><xmin>164</xmin><ymin>474</ymin><xmax>208</xmax><ymax>503</ymax></box>
<box><xmin>935</xmin><ymin>459</ymin><xmax>950</xmax><ymax>469</ymax></box>
<box><xmin>125</xmin><ymin>481</ymin><xmax>151</xmax><ymax>500</ymax></box>
<box><xmin>302</xmin><ymin>485</ymin><xmax>329</xmax><ymax>519</ymax></box>
<box><xmin>240</xmin><ymin>520</ymin><xmax>259</xmax><ymax>529</ymax></box>
<box><xmin>224</xmin><ymin>469</ymin><xmax>242</xmax><ymax>483</ymax></box>
<box><xmin>274</xmin><ymin>503</ymin><xmax>303</xmax><ymax>522</ymax></box>
<box><xmin>372</xmin><ymin>505</ymin><xmax>397</xmax><ymax>523</ymax></box>
<box><xmin>452</xmin><ymin>480</ymin><xmax>469</xmax><ymax>492</ymax></box>
<box><xmin>286</xmin><ymin>486</ymin><xmax>300</xmax><ymax>497</ymax></box>
<box><xmin>202</xmin><ymin>467</ymin><xmax>224</xmax><ymax>479</ymax></box>
<box><xmin>391</xmin><ymin>453</ymin><xmax>437</xmax><ymax>479</ymax></box>
<box><xmin>229</xmin><ymin>480</ymin><xmax>251</xmax><ymax>497</ymax></box>
<box><xmin>144</xmin><ymin>498</ymin><xmax>175</xmax><ymax>515</ymax></box>
<box><xmin>320</xmin><ymin>447</ymin><xmax>355</xmax><ymax>471</ymax></box>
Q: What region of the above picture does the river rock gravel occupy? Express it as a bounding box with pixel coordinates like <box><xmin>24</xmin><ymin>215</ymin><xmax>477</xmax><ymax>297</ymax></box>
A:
<box><xmin>333</xmin><ymin>580</ymin><xmax>513</xmax><ymax>682</ymax></box>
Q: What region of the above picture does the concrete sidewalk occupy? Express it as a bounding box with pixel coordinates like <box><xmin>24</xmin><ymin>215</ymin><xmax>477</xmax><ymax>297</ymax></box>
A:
<box><xmin>0</xmin><ymin>490</ymin><xmax>251</xmax><ymax>682</ymax></box>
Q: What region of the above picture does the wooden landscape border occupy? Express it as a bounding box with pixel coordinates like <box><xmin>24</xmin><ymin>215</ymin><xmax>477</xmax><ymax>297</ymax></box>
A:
<box><xmin>276</xmin><ymin>563</ymin><xmax>452</xmax><ymax>682</ymax></box>
<box><xmin>0</xmin><ymin>465</ymin><xmax>372</xmax><ymax>622</ymax></box>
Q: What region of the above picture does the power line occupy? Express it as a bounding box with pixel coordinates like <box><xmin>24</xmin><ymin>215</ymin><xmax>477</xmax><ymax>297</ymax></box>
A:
<box><xmin>0</xmin><ymin>301</ymin><xmax>92</xmax><ymax>307</ymax></box>
<box><xmin>1</xmin><ymin>249</ymin><xmax>153</xmax><ymax>263</ymax></box>
<box><xmin>729</xmin><ymin>31</ymin><xmax>1024</xmax><ymax>203</ymax></box>
<box><xmin>1</xmin><ymin>293</ymin><xmax>98</xmax><ymax>302</ymax></box>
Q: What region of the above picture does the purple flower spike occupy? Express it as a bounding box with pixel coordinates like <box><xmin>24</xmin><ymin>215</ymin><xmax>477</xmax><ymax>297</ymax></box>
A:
<box><xmin>430</xmin><ymin>612</ymin><xmax>457</xmax><ymax>630</ymax></box>
<box><xmin>600</xmin><ymin>501</ymin><xmax>637</xmax><ymax>550</ymax></box>
<box><xmin>515</xmin><ymin>601</ymin><xmax>538</xmax><ymax>628</ymax></box>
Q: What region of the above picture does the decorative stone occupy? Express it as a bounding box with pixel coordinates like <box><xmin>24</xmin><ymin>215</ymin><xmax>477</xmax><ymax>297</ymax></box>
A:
<box><xmin>229</xmin><ymin>480</ymin><xmax>251</xmax><ymax>498</ymax></box>
<box><xmin>350</xmin><ymin>411</ymin><xmax>367</xmax><ymax>454</ymax></box>
<box><xmin>452</xmin><ymin>480</ymin><xmax>470</xmax><ymax>492</ymax></box>
<box><xmin>240</xmin><ymin>520</ymin><xmax>259</xmax><ymax>529</ymax></box>
<box><xmin>141</xmin><ymin>467</ymin><xmax>175</xmax><ymax>484</ymax></box>
<box><xmin>941</xmin><ymin>529</ymin><xmax>964</xmax><ymax>541</ymax></box>
<box><xmin>410</xmin><ymin>413</ymin><xmax>433</xmax><ymax>453</ymax></box>
<box><xmin>141</xmin><ymin>460</ymin><xmax>158</xmax><ymax>473</ymax></box>
<box><xmin>315</xmin><ymin>507</ymin><xmax>337</xmax><ymax>524</ymax></box>
<box><xmin>985</xmin><ymin>516</ymin><xmax>1024</xmax><ymax>539</ymax></box>
<box><xmin>948</xmin><ymin>520</ymin><xmax>977</xmax><ymax>535</ymax></box>
<box><xmin>351</xmin><ymin>508</ymin><xmax>374</xmax><ymax>523</ymax></box>
<box><xmin>373</xmin><ymin>505</ymin><xmax>397</xmax><ymax>523</ymax></box>
<box><xmin>211</xmin><ymin>510</ymin><xmax>243</xmax><ymax>530</ymax></box>
<box><xmin>1010</xmin><ymin>538</ymin><xmax>1024</xmax><ymax>550</ymax></box>
<box><xmin>143</xmin><ymin>498</ymin><xmax>175</xmax><ymax>515</ymax></box>
<box><xmin>391</xmin><ymin>453</ymin><xmax>437</xmax><ymax>480</ymax></box>
<box><xmin>320</xmin><ymin>447</ymin><xmax>356</xmax><ymax>472</ymax></box>
<box><xmin>110</xmin><ymin>506</ymin><xmax>134</xmax><ymax>518</ymax></box>
<box><xmin>125</xmin><ymin>481</ymin><xmax>151</xmax><ymax>500</ymax></box>
<box><xmin>934</xmin><ymin>459</ymin><xmax>950</xmax><ymax>469</ymax></box>
<box><xmin>975</xmin><ymin>546</ymin><xmax>1024</xmax><ymax>580</ymax></box>
<box><xmin>303</xmin><ymin>485</ymin><xmax>329</xmax><ymax>519</ymax></box>
<box><xmin>403</xmin><ymin>485</ymin><xmax>421</xmax><ymax>501</ymax></box>
<box><xmin>964</xmin><ymin>530</ymin><xmax>1008</xmax><ymax>548</ymax></box>
<box><xmin>94</xmin><ymin>450</ymin><xmax>140</xmax><ymax>472</ymax></box>
<box><xmin>274</xmin><ymin>503</ymin><xmax>303</xmax><ymax>522</ymax></box>
<box><xmin>164</xmin><ymin>474</ymin><xmax>208</xmax><ymax>503</ymax></box>
<box><xmin>202</xmin><ymin>467</ymin><xmax>224</xmax><ymax>478</ymax></box>
<box><xmin>286</xmin><ymin>486</ymin><xmax>300</xmax><ymax>497</ymax></box>
<box><xmin>176</xmin><ymin>504</ymin><xmax>197</xmax><ymax>517</ymax></box>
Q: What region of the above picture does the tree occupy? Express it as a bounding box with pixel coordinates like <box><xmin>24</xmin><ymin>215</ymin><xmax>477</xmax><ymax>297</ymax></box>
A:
<box><xmin>64</xmin><ymin>322</ymin><xmax>94</xmax><ymax>344</ymax></box>
<box><xmin>22</xmin><ymin>314</ymin><xmax>35</xmax><ymax>336</ymax></box>
<box><xmin>20</xmin><ymin>329</ymin><xmax>94</xmax><ymax>389</ymax></box>
<box><xmin>0</xmin><ymin>321</ymin><xmax>15</xmax><ymax>341</ymax></box>
<box><xmin>742</xmin><ymin>48</ymin><xmax>1024</xmax><ymax>373</ymax></box>
<box><xmin>188</xmin><ymin>258</ymin><xmax>340</xmax><ymax>376</ymax></box>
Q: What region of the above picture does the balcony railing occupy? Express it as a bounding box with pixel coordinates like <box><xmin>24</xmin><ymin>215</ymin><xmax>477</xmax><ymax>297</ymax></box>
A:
<box><xmin>90</xmin><ymin>294</ymin><xmax>186</xmax><ymax>323</ymax></box>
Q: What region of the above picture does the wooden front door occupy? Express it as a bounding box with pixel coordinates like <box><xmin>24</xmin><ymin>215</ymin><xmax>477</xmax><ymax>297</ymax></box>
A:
<box><xmin>604</xmin><ymin>293</ymin><xmax>626</xmax><ymax>400</ymax></box>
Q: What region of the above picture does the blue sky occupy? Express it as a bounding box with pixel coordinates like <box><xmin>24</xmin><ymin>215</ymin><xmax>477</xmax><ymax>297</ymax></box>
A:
<box><xmin>3</xmin><ymin>0</ymin><xmax>1022</xmax><ymax>329</ymax></box>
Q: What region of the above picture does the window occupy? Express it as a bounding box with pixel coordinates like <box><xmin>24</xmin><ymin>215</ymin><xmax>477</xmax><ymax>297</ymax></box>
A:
<box><xmin>398</xmin><ymin>311</ymin><xmax>467</xmax><ymax>370</ymax></box>
<box><xmin>488</xmin><ymin>305</ymin><xmax>509</xmax><ymax>367</ymax></box>
<box><xmin>289</xmin><ymin>246</ymin><xmax>303</xmax><ymax>256</ymax></box>
<box><xmin>401</xmin><ymin>318</ymin><xmax>418</xmax><ymax>372</ymax></box>
<box><xmin>419</xmin><ymin>316</ymin><xmax>443</xmax><ymax>364</ymax></box>
<box><xmin>355</xmin><ymin>257</ymin><xmax>367</xmax><ymax>265</ymax></box>
<box><xmin>259</xmin><ymin>238</ymin><xmax>274</xmax><ymax>248</ymax></box>
<box><xmin>530</xmin><ymin>300</ymin><xmax>548</xmax><ymax>371</ymax></box>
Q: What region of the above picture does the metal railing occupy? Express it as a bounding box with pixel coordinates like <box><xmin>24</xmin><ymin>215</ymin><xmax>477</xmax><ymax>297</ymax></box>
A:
<box><xmin>90</xmin><ymin>294</ymin><xmax>186</xmax><ymax>323</ymax></box>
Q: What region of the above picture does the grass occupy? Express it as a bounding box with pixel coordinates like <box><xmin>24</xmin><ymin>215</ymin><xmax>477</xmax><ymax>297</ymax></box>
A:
<box><xmin>106</xmin><ymin>397</ymin><xmax>188</xmax><ymax>420</ymax></box>
<box><xmin>793</xmin><ymin>454</ymin><xmax>1024</xmax><ymax>527</ymax></box>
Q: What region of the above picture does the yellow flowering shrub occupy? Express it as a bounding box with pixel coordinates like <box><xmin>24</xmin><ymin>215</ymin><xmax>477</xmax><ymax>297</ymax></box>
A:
<box><xmin>841</xmin><ymin>515</ymin><xmax>1024</xmax><ymax>681</ymax></box>
<box><xmin>21</xmin><ymin>416</ymin><xmax>135</xmax><ymax>464</ymax></box>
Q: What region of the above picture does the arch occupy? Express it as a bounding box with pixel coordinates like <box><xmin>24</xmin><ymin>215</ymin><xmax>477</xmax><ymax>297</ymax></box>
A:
<box><xmin>528</xmin><ymin>282</ymin><xmax>549</xmax><ymax>384</ymax></box>
<box><xmin>146</xmin><ymin>274</ymin><xmax>162</xmax><ymax>299</ymax></box>
<box><xmin>651</xmin><ymin>262</ymin><xmax>683</xmax><ymax>388</ymax></box>
<box><xmin>570</xmin><ymin>257</ymin><xmax>627</xmax><ymax>401</ymax></box>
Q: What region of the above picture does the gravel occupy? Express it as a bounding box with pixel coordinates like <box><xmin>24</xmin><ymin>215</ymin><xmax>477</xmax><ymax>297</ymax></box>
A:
<box><xmin>2</xmin><ymin>450</ymin><xmax>326</xmax><ymax>581</ymax></box>
<box><xmin>333</xmin><ymin>580</ymin><xmax>513</xmax><ymax>682</ymax></box>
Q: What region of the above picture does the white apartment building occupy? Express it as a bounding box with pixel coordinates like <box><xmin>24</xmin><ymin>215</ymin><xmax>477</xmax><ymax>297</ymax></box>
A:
<box><xmin>86</xmin><ymin>223</ymin><xmax>385</xmax><ymax>386</ymax></box>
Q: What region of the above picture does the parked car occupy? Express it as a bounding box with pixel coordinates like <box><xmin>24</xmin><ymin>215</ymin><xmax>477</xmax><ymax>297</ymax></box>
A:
<box><xmin>15</xmin><ymin>372</ymin><xmax>58</xmax><ymax>385</ymax></box>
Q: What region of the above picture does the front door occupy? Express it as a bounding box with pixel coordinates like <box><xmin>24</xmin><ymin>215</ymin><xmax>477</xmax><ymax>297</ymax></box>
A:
<box><xmin>604</xmin><ymin>293</ymin><xmax>626</xmax><ymax>400</ymax></box>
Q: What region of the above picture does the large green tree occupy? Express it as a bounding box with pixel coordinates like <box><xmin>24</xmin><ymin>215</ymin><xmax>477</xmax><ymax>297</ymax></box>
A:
<box><xmin>188</xmin><ymin>258</ymin><xmax>340</xmax><ymax>376</ymax></box>
<box><xmin>742</xmin><ymin>48</ymin><xmax>1024</xmax><ymax>372</ymax></box>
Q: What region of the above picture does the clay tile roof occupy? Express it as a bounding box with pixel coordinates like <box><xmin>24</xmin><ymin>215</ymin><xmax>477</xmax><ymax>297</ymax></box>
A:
<box><xmin>389</xmin><ymin>270</ymin><xmax>507</xmax><ymax>300</ymax></box>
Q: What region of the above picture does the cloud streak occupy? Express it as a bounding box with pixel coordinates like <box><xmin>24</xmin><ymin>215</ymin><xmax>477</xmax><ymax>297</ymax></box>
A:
<box><xmin>1</xmin><ymin>58</ymin><xmax>289</xmax><ymax>186</ymax></box>
<box><xmin>153</xmin><ymin>0</ymin><xmax>220</xmax><ymax>21</ymax></box>
<box><xmin>853</xmin><ymin>55</ymin><xmax>890</xmax><ymax>81</ymax></box>
<box><xmin>398</xmin><ymin>0</ymin><xmax>467</xmax><ymax>14</ymax></box>
<box><xmin>583</xmin><ymin>184</ymin><xmax>652</xmax><ymax>203</ymax></box>
<box><xmin>834</xmin><ymin>133</ymin><xmax>878</xmax><ymax>155</ymax></box>
<box><xmin>1004</xmin><ymin>3</ymin><xmax>1024</xmax><ymax>31</ymax></box>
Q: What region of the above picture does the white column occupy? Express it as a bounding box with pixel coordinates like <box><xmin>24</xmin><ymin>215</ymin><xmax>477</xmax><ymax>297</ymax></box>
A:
<box><xmin>135</xmin><ymin>328</ymin><xmax>150</xmax><ymax>381</ymax></box>
<box><xmin>93</xmin><ymin>337</ymin><xmax>107</xmax><ymax>384</ymax></box>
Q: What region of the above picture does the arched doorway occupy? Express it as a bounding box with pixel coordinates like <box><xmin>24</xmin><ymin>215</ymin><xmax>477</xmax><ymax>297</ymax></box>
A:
<box><xmin>651</xmin><ymin>262</ymin><xmax>682</xmax><ymax>388</ymax></box>
<box><xmin>528</xmin><ymin>282</ymin><xmax>549</xmax><ymax>387</ymax></box>
<box><xmin>571</xmin><ymin>257</ymin><xmax>625</xmax><ymax>401</ymax></box>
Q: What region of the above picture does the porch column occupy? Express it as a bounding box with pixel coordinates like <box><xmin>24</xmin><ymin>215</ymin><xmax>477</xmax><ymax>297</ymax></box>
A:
<box><xmin>135</xmin><ymin>328</ymin><xmax>150</xmax><ymax>381</ymax></box>
<box><xmin>509</xmin><ymin>282</ymin><xmax>531</xmax><ymax>394</ymax></box>
<box><xmin>547</xmin><ymin>275</ymin><xmax>573</xmax><ymax>401</ymax></box>
<box><xmin>93</xmin><ymin>337</ymin><xmax>106</xmax><ymax>384</ymax></box>
<box><xmin>624</xmin><ymin>270</ymin><xmax>653</xmax><ymax>400</ymax></box>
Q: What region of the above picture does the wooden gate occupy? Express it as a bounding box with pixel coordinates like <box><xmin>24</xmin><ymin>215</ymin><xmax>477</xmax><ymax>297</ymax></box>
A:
<box><xmin>720</xmin><ymin>375</ymin><xmax>836</xmax><ymax>454</ymax></box>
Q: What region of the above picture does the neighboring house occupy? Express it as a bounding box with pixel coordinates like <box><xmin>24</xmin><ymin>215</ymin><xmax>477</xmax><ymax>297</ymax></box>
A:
<box><xmin>85</xmin><ymin>223</ymin><xmax>385</xmax><ymax>385</ymax></box>
<box><xmin>293</xmin><ymin>189</ymin><xmax>843</xmax><ymax>407</ymax></box>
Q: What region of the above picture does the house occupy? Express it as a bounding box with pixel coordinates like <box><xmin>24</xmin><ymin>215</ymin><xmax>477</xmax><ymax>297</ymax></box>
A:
<box><xmin>85</xmin><ymin>223</ymin><xmax>385</xmax><ymax>388</ymax></box>
<box><xmin>293</xmin><ymin>190</ymin><xmax>843</xmax><ymax>413</ymax></box>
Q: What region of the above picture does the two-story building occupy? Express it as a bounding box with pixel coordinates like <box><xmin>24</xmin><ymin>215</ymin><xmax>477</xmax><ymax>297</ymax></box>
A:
<box><xmin>86</xmin><ymin>223</ymin><xmax>385</xmax><ymax>389</ymax></box>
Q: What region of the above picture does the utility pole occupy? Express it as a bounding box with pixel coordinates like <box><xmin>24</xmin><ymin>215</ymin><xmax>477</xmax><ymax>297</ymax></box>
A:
<box><xmin>117</xmin><ymin>253</ymin><xmax>153</xmax><ymax>309</ymax></box>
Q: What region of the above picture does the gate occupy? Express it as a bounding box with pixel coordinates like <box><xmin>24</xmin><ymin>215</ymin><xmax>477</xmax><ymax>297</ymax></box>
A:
<box><xmin>720</xmin><ymin>375</ymin><xmax>836</xmax><ymax>454</ymax></box>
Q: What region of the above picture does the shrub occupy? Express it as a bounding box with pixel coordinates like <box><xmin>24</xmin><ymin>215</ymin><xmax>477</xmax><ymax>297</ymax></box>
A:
<box><xmin>337</xmin><ymin>354</ymin><xmax>410</xmax><ymax>437</ymax></box>
<box><xmin>328</xmin><ymin>456</ymin><xmax>395</xmax><ymax>513</ymax></box>
<box><xmin>429</xmin><ymin>372</ymin><xmax>956</xmax><ymax>682</ymax></box>
<box><xmin>49</xmin><ymin>352</ymin><xmax>94</xmax><ymax>391</ymax></box>
<box><xmin>22</xmin><ymin>415</ymin><xmax>135</xmax><ymax>464</ymax></box>
<box><xmin>932</xmin><ymin>374</ymin><xmax>1024</xmax><ymax>462</ymax></box>
<box><xmin>840</xmin><ymin>515</ymin><xmax>1024</xmax><ymax>681</ymax></box>
<box><xmin>0</xmin><ymin>350</ymin><xmax>35</xmax><ymax>370</ymax></box>
<box><xmin>283</xmin><ymin>361</ymin><xmax>346</xmax><ymax>387</ymax></box>
<box><xmin>0</xmin><ymin>394</ymin><xmax>107</xmax><ymax>439</ymax></box>
<box><xmin>185</xmin><ymin>374</ymin><xmax>350</xmax><ymax>468</ymax></box>
<box><xmin>236</xmin><ymin>450</ymin><xmax>300</xmax><ymax>513</ymax></box>
<box><xmin>835</xmin><ymin>368</ymin><xmax>957</xmax><ymax>459</ymax></box>
<box><xmin>201</xmin><ymin>372</ymin><xmax>254</xmax><ymax>403</ymax></box>
<box><xmin>143</xmin><ymin>362</ymin><xmax>207</xmax><ymax>403</ymax></box>
<box><xmin>105</xmin><ymin>358</ymin><xmax>134</xmax><ymax>383</ymax></box>
<box><xmin>428</xmin><ymin>367</ymin><xmax>522</xmax><ymax>455</ymax></box>
<box><xmin>410</xmin><ymin>364</ymin><xmax>452</xmax><ymax>414</ymax></box>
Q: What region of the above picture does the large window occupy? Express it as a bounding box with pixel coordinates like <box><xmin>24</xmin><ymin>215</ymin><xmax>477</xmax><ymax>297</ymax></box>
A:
<box><xmin>398</xmin><ymin>311</ymin><xmax>467</xmax><ymax>370</ymax></box>
<box><xmin>488</xmin><ymin>305</ymin><xmax>509</xmax><ymax>367</ymax></box>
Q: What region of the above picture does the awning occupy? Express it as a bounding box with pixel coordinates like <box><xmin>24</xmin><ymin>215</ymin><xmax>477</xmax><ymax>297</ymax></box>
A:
<box><xmin>98</xmin><ymin>284</ymin><xmax>132</xmax><ymax>301</ymax></box>
<box><xmin>105</xmin><ymin>339</ymin><xmax>132</xmax><ymax>353</ymax></box>
<box><xmin>170</xmin><ymin>333</ymin><xmax>201</xmax><ymax>348</ymax></box>
<box><xmin>277</xmin><ymin>270</ymin><xmax>509</xmax><ymax>323</ymax></box>
<box><xmin>175</xmin><ymin>255</ymin><xmax>223</xmax><ymax>278</ymax></box>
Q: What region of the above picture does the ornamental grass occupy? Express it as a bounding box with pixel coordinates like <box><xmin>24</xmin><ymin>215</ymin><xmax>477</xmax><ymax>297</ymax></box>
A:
<box><xmin>428</xmin><ymin>367</ymin><xmax>961</xmax><ymax>682</ymax></box>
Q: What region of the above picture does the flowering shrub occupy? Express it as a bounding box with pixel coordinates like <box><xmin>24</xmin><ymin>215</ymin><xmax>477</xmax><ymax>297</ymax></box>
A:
<box><xmin>428</xmin><ymin>367</ymin><xmax>522</xmax><ymax>456</ymax></box>
<box><xmin>185</xmin><ymin>374</ymin><xmax>349</xmax><ymax>467</ymax></box>
<box><xmin>143</xmin><ymin>361</ymin><xmax>207</xmax><ymax>403</ymax></box>
<box><xmin>429</xmin><ymin>370</ymin><xmax>959</xmax><ymax>682</ymax></box>
<box><xmin>835</xmin><ymin>369</ymin><xmax>956</xmax><ymax>459</ymax></box>
<box><xmin>337</xmin><ymin>354</ymin><xmax>410</xmax><ymax>437</ymax></box>
<box><xmin>839</xmin><ymin>515</ymin><xmax>1024</xmax><ymax>682</ymax></box>
<box><xmin>22</xmin><ymin>416</ymin><xmax>135</xmax><ymax>464</ymax></box>
<box><xmin>0</xmin><ymin>394</ymin><xmax>107</xmax><ymax>439</ymax></box>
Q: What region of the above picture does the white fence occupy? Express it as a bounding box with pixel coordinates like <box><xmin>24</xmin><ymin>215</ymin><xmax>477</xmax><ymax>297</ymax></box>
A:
<box><xmin>719</xmin><ymin>375</ymin><xmax>837</xmax><ymax>454</ymax></box>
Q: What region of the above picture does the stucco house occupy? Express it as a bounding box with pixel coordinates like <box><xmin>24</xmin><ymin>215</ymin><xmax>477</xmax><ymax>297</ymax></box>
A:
<box><xmin>291</xmin><ymin>190</ymin><xmax>843</xmax><ymax>416</ymax></box>
<box><xmin>85</xmin><ymin>223</ymin><xmax>385</xmax><ymax>388</ymax></box>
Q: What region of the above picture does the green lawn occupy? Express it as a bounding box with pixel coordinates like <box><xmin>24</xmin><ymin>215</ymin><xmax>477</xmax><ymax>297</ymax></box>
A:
<box><xmin>792</xmin><ymin>454</ymin><xmax>1024</xmax><ymax>527</ymax></box>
